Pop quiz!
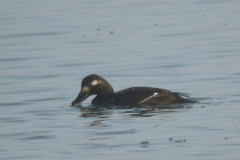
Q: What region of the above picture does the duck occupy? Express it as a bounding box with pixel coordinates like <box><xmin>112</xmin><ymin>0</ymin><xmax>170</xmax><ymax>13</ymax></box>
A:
<box><xmin>71</xmin><ymin>74</ymin><xmax>195</xmax><ymax>106</ymax></box>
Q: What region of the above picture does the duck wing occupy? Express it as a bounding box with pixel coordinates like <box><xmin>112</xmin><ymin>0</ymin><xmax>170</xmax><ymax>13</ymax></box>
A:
<box><xmin>113</xmin><ymin>87</ymin><xmax>174</xmax><ymax>105</ymax></box>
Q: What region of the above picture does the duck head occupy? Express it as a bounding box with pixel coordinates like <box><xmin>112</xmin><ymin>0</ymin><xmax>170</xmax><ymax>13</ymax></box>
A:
<box><xmin>72</xmin><ymin>74</ymin><xmax>114</xmax><ymax>106</ymax></box>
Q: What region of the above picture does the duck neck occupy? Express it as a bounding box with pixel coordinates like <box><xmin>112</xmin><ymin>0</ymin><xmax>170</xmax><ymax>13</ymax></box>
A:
<box><xmin>97</xmin><ymin>83</ymin><xmax>114</xmax><ymax>97</ymax></box>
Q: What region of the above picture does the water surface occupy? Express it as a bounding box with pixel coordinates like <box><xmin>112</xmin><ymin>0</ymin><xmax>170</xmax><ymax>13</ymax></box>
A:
<box><xmin>1</xmin><ymin>0</ymin><xmax>240</xmax><ymax>159</ymax></box>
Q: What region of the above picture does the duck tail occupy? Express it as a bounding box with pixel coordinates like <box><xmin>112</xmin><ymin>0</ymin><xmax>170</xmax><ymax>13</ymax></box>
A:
<box><xmin>172</xmin><ymin>92</ymin><xmax>197</xmax><ymax>103</ymax></box>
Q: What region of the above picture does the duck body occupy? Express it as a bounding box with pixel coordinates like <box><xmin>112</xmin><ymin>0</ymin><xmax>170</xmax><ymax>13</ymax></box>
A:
<box><xmin>72</xmin><ymin>74</ymin><xmax>195</xmax><ymax>106</ymax></box>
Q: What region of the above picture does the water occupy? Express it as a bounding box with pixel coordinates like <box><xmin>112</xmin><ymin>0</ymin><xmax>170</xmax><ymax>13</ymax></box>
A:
<box><xmin>1</xmin><ymin>0</ymin><xmax>240</xmax><ymax>159</ymax></box>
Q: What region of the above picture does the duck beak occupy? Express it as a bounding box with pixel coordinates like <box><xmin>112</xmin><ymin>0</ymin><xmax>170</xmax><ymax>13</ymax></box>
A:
<box><xmin>72</xmin><ymin>92</ymin><xmax>89</xmax><ymax>106</ymax></box>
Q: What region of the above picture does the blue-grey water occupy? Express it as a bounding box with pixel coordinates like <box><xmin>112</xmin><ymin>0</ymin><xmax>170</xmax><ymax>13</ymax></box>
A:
<box><xmin>1</xmin><ymin>0</ymin><xmax>240</xmax><ymax>159</ymax></box>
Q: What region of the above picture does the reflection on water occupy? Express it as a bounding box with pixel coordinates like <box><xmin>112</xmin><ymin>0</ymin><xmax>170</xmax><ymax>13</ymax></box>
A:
<box><xmin>76</xmin><ymin>103</ymin><xmax>192</xmax><ymax>118</ymax></box>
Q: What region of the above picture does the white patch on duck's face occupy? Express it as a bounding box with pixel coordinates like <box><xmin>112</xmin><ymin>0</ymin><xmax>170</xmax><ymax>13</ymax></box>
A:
<box><xmin>82</xmin><ymin>86</ymin><xmax>89</xmax><ymax>92</ymax></box>
<box><xmin>91</xmin><ymin>80</ymin><xmax>98</xmax><ymax>86</ymax></box>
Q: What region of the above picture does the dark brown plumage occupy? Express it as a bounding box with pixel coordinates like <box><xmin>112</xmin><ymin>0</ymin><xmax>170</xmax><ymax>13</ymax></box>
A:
<box><xmin>72</xmin><ymin>74</ymin><xmax>195</xmax><ymax>106</ymax></box>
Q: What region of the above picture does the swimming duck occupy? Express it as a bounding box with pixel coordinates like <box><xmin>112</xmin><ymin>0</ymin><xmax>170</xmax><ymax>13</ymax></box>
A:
<box><xmin>72</xmin><ymin>74</ymin><xmax>195</xmax><ymax>106</ymax></box>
